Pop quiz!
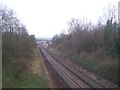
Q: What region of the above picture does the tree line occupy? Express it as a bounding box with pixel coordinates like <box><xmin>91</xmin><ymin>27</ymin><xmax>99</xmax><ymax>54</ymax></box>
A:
<box><xmin>1</xmin><ymin>8</ymin><xmax>36</xmax><ymax>61</ymax></box>
<box><xmin>51</xmin><ymin>7</ymin><xmax>119</xmax><ymax>57</ymax></box>
<box><xmin>1</xmin><ymin>7</ymin><xmax>36</xmax><ymax>86</ymax></box>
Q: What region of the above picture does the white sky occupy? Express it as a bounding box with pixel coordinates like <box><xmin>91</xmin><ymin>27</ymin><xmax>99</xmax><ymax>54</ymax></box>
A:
<box><xmin>0</xmin><ymin>0</ymin><xmax>119</xmax><ymax>38</ymax></box>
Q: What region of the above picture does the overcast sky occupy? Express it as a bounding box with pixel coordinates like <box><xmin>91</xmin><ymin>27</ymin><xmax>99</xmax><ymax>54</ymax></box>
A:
<box><xmin>0</xmin><ymin>0</ymin><xmax>119</xmax><ymax>38</ymax></box>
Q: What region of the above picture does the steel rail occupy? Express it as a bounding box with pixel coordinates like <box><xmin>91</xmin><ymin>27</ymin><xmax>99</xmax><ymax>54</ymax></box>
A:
<box><xmin>43</xmin><ymin>46</ymin><xmax>116</xmax><ymax>88</ymax></box>
<box><xmin>40</xmin><ymin>46</ymin><xmax>115</xmax><ymax>89</ymax></box>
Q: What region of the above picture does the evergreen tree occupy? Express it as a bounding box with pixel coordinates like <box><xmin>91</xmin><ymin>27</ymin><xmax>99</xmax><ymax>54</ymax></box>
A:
<box><xmin>104</xmin><ymin>19</ymin><xmax>115</xmax><ymax>54</ymax></box>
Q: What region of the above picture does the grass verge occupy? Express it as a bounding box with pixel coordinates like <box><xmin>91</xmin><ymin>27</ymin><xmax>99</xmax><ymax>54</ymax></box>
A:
<box><xmin>2</xmin><ymin>48</ymin><xmax>50</xmax><ymax>88</ymax></box>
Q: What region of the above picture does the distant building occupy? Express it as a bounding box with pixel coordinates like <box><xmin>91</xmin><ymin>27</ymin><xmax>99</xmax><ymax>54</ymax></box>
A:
<box><xmin>42</xmin><ymin>41</ymin><xmax>48</xmax><ymax>47</ymax></box>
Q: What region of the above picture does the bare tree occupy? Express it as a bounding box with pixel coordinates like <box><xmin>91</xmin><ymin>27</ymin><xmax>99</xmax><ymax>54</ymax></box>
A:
<box><xmin>103</xmin><ymin>4</ymin><xmax>117</xmax><ymax>23</ymax></box>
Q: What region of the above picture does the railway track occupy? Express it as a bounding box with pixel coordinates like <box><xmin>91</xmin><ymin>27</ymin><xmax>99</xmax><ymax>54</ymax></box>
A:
<box><xmin>39</xmin><ymin>45</ymin><xmax>116</xmax><ymax>89</ymax></box>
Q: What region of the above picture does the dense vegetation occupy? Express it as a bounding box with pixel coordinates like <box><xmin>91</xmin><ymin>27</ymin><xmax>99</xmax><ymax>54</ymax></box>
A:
<box><xmin>51</xmin><ymin>6</ymin><xmax>119</xmax><ymax>85</ymax></box>
<box><xmin>1</xmin><ymin>7</ymin><xmax>49</xmax><ymax>88</ymax></box>
<box><xmin>52</xmin><ymin>19</ymin><xmax>118</xmax><ymax>56</ymax></box>
<box><xmin>1</xmin><ymin>8</ymin><xmax>36</xmax><ymax>59</ymax></box>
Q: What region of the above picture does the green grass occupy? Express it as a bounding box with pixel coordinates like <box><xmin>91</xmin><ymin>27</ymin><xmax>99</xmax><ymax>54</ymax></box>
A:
<box><xmin>3</xmin><ymin>59</ymin><xmax>17</xmax><ymax>88</ymax></box>
<box><xmin>3</xmin><ymin>65</ymin><xmax>49</xmax><ymax>88</ymax></box>
<box><xmin>2</xmin><ymin>48</ymin><xmax>50</xmax><ymax>88</ymax></box>
<box><xmin>17</xmin><ymin>71</ymin><xmax>49</xmax><ymax>88</ymax></box>
<box><xmin>68</xmin><ymin>53</ymin><xmax>118</xmax><ymax>85</ymax></box>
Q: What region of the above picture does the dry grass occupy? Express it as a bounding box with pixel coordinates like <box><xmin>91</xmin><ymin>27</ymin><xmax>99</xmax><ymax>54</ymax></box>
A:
<box><xmin>79</xmin><ymin>52</ymin><xmax>87</xmax><ymax>59</ymax></box>
<box><xmin>89</xmin><ymin>48</ymin><xmax>105</xmax><ymax>60</ymax></box>
<box><xmin>29</xmin><ymin>49</ymin><xmax>44</xmax><ymax>76</ymax></box>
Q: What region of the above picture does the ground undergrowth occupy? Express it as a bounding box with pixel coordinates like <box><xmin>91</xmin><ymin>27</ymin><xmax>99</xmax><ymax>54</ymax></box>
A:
<box><xmin>3</xmin><ymin>48</ymin><xmax>50</xmax><ymax>88</ymax></box>
<box><xmin>52</xmin><ymin>47</ymin><xmax>118</xmax><ymax>85</ymax></box>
